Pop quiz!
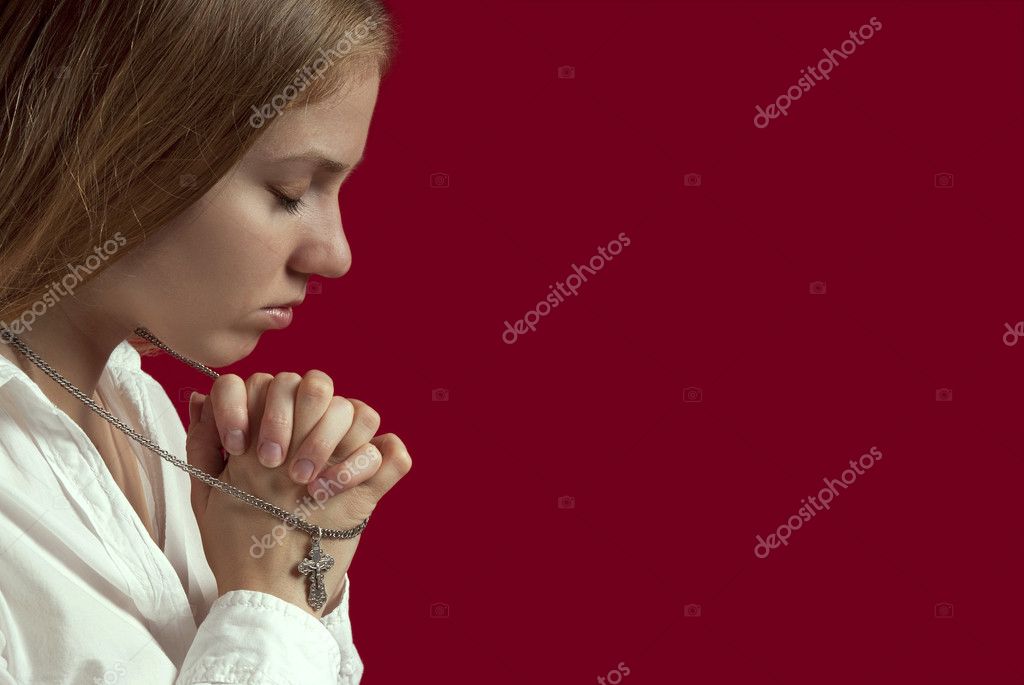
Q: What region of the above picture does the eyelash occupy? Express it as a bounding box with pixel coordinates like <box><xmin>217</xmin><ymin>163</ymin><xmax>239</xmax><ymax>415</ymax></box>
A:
<box><xmin>270</xmin><ymin>186</ymin><xmax>305</xmax><ymax>216</ymax></box>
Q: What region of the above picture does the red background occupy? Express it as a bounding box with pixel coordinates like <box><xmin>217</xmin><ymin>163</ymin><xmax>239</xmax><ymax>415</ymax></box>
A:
<box><xmin>144</xmin><ymin>1</ymin><xmax>1024</xmax><ymax>682</ymax></box>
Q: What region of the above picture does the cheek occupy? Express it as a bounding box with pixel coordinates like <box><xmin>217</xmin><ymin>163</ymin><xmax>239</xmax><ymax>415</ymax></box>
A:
<box><xmin>124</xmin><ymin>187</ymin><xmax>289</xmax><ymax>312</ymax></box>
<box><xmin>173</xmin><ymin>185</ymin><xmax>289</xmax><ymax>275</ymax></box>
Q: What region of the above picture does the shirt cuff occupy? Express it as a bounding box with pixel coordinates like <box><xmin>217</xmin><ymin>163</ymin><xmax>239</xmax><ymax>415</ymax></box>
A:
<box><xmin>319</xmin><ymin>572</ymin><xmax>364</xmax><ymax>684</ymax></box>
<box><xmin>178</xmin><ymin>590</ymin><xmax>342</xmax><ymax>685</ymax></box>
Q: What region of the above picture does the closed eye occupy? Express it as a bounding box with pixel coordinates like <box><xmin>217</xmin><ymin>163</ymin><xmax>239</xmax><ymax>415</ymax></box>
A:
<box><xmin>267</xmin><ymin>185</ymin><xmax>305</xmax><ymax>216</ymax></box>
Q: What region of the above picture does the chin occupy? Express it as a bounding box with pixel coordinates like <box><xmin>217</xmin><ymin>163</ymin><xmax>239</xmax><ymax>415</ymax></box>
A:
<box><xmin>171</xmin><ymin>329</ymin><xmax>261</xmax><ymax>369</ymax></box>
<box><xmin>216</xmin><ymin>331</ymin><xmax>262</xmax><ymax>367</ymax></box>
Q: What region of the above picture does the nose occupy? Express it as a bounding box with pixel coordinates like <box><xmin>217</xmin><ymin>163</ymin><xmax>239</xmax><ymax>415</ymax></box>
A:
<box><xmin>288</xmin><ymin>202</ymin><xmax>352</xmax><ymax>279</ymax></box>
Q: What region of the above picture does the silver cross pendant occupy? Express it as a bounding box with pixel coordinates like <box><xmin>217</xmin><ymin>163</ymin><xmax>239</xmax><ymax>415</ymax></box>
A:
<box><xmin>297</xmin><ymin>528</ymin><xmax>335</xmax><ymax>612</ymax></box>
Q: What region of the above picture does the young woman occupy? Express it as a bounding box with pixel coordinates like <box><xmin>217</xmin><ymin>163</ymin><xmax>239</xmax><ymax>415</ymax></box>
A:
<box><xmin>0</xmin><ymin>1</ymin><xmax>408</xmax><ymax>683</ymax></box>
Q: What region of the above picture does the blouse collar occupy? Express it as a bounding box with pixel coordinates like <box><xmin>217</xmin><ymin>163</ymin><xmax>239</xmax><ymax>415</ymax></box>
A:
<box><xmin>0</xmin><ymin>338</ymin><xmax>143</xmax><ymax>395</ymax></box>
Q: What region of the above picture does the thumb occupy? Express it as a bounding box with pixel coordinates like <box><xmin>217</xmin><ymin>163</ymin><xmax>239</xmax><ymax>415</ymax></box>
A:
<box><xmin>186</xmin><ymin>391</ymin><xmax>223</xmax><ymax>518</ymax></box>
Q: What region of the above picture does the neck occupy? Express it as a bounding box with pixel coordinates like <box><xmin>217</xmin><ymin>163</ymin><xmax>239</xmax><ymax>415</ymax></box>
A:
<box><xmin>0</xmin><ymin>303</ymin><xmax>134</xmax><ymax>426</ymax></box>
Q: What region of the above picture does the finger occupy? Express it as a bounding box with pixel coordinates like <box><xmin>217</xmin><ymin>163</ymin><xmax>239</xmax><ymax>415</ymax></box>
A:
<box><xmin>283</xmin><ymin>370</ymin><xmax>336</xmax><ymax>483</ymax></box>
<box><xmin>188</xmin><ymin>391</ymin><xmax>202</xmax><ymax>426</ymax></box>
<box><xmin>186</xmin><ymin>393</ymin><xmax>224</xmax><ymax>470</ymax></box>
<box><xmin>209</xmin><ymin>374</ymin><xmax>249</xmax><ymax>456</ymax></box>
<box><xmin>288</xmin><ymin>395</ymin><xmax>353</xmax><ymax>486</ymax></box>
<box><xmin>357</xmin><ymin>433</ymin><xmax>412</xmax><ymax>501</ymax></box>
<box><xmin>308</xmin><ymin>442</ymin><xmax>382</xmax><ymax>499</ymax></box>
<box><xmin>244</xmin><ymin>373</ymin><xmax>274</xmax><ymax>456</ymax></box>
<box><xmin>256</xmin><ymin>372</ymin><xmax>302</xmax><ymax>468</ymax></box>
<box><xmin>201</xmin><ymin>388</ymin><xmax>214</xmax><ymax>421</ymax></box>
<box><xmin>329</xmin><ymin>398</ymin><xmax>380</xmax><ymax>464</ymax></box>
<box><xmin>184</xmin><ymin>392</ymin><xmax>222</xmax><ymax>518</ymax></box>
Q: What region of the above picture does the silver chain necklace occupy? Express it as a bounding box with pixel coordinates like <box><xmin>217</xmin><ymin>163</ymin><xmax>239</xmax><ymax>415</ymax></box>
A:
<box><xmin>1</xmin><ymin>326</ymin><xmax>368</xmax><ymax>612</ymax></box>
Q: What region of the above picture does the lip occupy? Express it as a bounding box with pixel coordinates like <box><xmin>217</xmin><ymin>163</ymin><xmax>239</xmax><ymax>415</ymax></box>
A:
<box><xmin>259</xmin><ymin>306</ymin><xmax>294</xmax><ymax>329</ymax></box>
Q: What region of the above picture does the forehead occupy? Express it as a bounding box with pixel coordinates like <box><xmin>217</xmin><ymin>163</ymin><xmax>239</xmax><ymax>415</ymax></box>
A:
<box><xmin>250</xmin><ymin>72</ymin><xmax>381</xmax><ymax>164</ymax></box>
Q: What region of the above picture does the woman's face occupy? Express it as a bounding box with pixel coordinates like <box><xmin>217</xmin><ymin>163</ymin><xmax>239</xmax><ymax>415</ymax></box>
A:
<box><xmin>99</xmin><ymin>71</ymin><xmax>381</xmax><ymax>366</ymax></box>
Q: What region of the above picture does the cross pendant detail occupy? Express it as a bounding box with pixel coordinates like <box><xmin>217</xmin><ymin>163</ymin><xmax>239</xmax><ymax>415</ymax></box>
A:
<box><xmin>297</xmin><ymin>532</ymin><xmax>335</xmax><ymax>612</ymax></box>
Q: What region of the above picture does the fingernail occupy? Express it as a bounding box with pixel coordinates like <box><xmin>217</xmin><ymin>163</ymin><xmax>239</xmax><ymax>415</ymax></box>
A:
<box><xmin>258</xmin><ymin>441</ymin><xmax>284</xmax><ymax>468</ymax></box>
<box><xmin>292</xmin><ymin>459</ymin><xmax>315</xmax><ymax>483</ymax></box>
<box><xmin>225</xmin><ymin>429</ymin><xmax>245</xmax><ymax>455</ymax></box>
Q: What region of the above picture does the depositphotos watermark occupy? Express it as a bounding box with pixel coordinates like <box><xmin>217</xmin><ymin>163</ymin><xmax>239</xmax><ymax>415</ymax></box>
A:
<box><xmin>754</xmin><ymin>446</ymin><xmax>883</xmax><ymax>558</ymax></box>
<box><xmin>0</xmin><ymin>232</ymin><xmax>128</xmax><ymax>344</ymax></box>
<box><xmin>502</xmin><ymin>232</ymin><xmax>631</xmax><ymax>345</ymax></box>
<box><xmin>249</xmin><ymin>14</ymin><xmax>381</xmax><ymax>129</ymax></box>
<box><xmin>1003</xmin><ymin>321</ymin><xmax>1024</xmax><ymax>346</ymax></box>
<box><xmin>249</xmin><ymin>447</ymin><xmax>378</xmax><ymax>558</ymax></box>
<box><xmin>753</xmin><ymin>17</ymin><xmax>882</xmax><ymax>128</ymax></box>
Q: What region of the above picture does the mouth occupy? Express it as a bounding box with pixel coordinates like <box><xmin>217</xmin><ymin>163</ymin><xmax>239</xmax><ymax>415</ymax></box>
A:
<box><xmin>259</xmin><ymin>306</ymin><xmax>294</xmax><ymax>329</ymax></box>
<box><xmin>258</xmin><ymin>293</ymin><xmax>304</xmax><ymax>329</ymax></box>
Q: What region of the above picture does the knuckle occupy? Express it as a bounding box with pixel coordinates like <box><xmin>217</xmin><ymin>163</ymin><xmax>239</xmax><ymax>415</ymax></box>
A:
<box><xmin>393</xmin><ymin>449</ymin><xmax>413</xmax><ymax>476</ymax></box>
<box><xmin>378</xmin><ymin>432</ymin><xmax>400</xmax><ymax>449</ymax></box>
<box><xmin>245</xmin><ymin>375</ymin><xmax>272</xmax><ymax>404</ymax></box>
<box><xmin>207</xmin><ymin>376</ymin><xmax>245</xmax><ymax>423</ymax></box>
<box><xmin>274</xmin><ymin>371</ymin><xmax>303</xmax><ymax>385</ymax></box>
<box><xmin>260</xmin><ymin>411</ymin><xmax>291</xmax><ymax>432</ymax></box>
<box><xmin>245</xmin><ymin>372</ymin><xmax>273</xmax><ymax>392</ymax></box>
<box><xmin>216</xmin><ymin>401</ymin><xmax>248</xmax><ymax>426</ymax></box>
<box><xmin>379</xmin><ymin>433</ymin><xmax>412</xmax><ymax>475</ymax></box>
<box><xmin>298</xmin><ymin>374</ymin><xmax>333</xmax><ymax>401</ymax></box>
<box><xmin>362</xmin><ymin>442</ymin><xmax>383</xmax><ymax>463</ymax></box>
<box><xmin>346</xmin><ymin>446</ymin><xmax>380</xmax><ymax>474</ymax></box>
<box><xmin>212</xmin><ymin>373</ymin><xmax>242</xmax><ymax>395</ymax></box>
<box><xmin>354</xmin><ymin>401</ymin><xmax>381</xmax><ymax>431</ymax></box>
<box><xmin>242</xmin><ymin>370</ymin><xmax>270</xmax><ymax>393</ymax></box>
<box><xmin>306</xmin><ymin>435</ymin><xmax>334</xmax><ymax>459</ymax></box>
<box><xmin>332</xmin><ymin>396</ymin><xmax>355</xmax><ymax>417</ymax></box>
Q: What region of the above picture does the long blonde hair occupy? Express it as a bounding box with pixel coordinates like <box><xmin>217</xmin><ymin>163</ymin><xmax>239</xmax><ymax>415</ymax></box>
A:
<box><xmin>0</xmin><ymin>0</ymin><xmax>396</xmax><ymax>354</ymax></box>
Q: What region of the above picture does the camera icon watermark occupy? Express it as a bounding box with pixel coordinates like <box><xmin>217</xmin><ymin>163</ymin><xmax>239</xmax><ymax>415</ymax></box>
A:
<box><xmin>430</xmin><ymin>172</ymin><xmax>450</xmax><ymax>188</ymax></box>
<box><xmin>178</xmin><ymin>386</ymin><xmax>199</xmax><ymax>403</ymax></box>
<box><xmin>683</xmin><ymin>386</ymin><xmax>703</xmax><ymax>403</ymax></box>
<box><xmin>306</xmin><ymin>280</ymin><xmax>323</xmax><ymax>295</ymax></box>
<box><xmin>683</xmin><ymin>172</ymin><xmax>702</xmax><ymax>187</ymax></box>
<box><xmin>934</xmin><ymin>172</ymin><xmax>954</xmax><ymax>188</ymax></box>
<box><xmin>557</xmin><ymin>65</ymin><xmax>575</xmax><ymax>79</ymax></box>
<box><xmin>557</xmin><ymin>495</ymin><xmax>575</xmax><ymax>509</ymax></box>
<box><xmin>432</xmin><ymin>388</ymin><xmax>450</xmax><ymax>402</ymax></box>
<box><xmin>935</xmin><ymin>388</ymin><xmax>953</xmax><ymax>402</ymax></box>
<box><xmin>430</xmin><ymin>601</ymin><xmax>450</xmax><ymax>619</ymax></box>
<box><xmin>809</xmin><ymin>280</ymin><xmax>827</xmax><ymax>295</ymax></box>
<box><xmin>684</xmin><ymin>603</ymin><xmax>702</xmax><ymax>618</ymax></box>
<box><xmin>934</xmin><ymin>602</ymin><xmax>954</xmax><ymax>618</ymax></box>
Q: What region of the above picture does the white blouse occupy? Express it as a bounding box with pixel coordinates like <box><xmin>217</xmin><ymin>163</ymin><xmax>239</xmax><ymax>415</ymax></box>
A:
<box><xmin>0</xmin><ymin>340</ymin><xmax>364</xmax><ymax>684</ymax></box>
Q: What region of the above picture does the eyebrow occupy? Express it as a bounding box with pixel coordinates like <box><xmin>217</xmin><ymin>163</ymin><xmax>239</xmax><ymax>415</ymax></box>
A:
<box><xmin>274</xmin><ymin>151</ymin><xmax>364</xmax><ymax>174</ymax></box>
